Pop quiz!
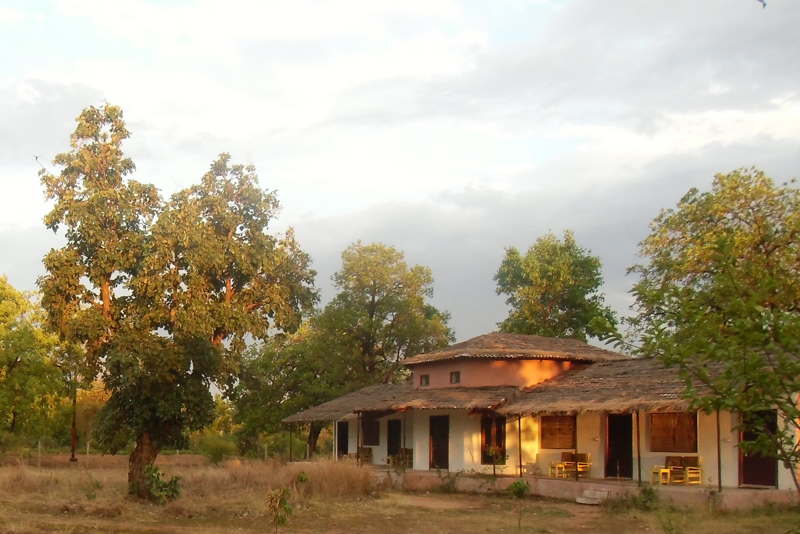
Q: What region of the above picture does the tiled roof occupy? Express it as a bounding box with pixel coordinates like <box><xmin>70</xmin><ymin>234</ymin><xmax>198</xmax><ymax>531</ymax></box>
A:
<box><xmin>403</xmin><ymin>333</ymin><xmax>628</xmax><ymax>366</ymax></box>
<box><xmin>498</xmin><ymin>358</ymin><xmax>708</xmax><ymax>415</ymax></box>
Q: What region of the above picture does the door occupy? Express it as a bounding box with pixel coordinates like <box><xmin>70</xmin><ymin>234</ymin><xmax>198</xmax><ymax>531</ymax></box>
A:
<box><xmin>336</xmin><ymin>421</ymin><xmax>349</xmax><ymax>457</ymax></box>
<box><xmin>606</xmin><ymin>414</ymin><xmax>633</xmax><ymax>479</ymax></box>
<box><xmin>740</xmin><ymin>410</ymin><xmax>778</xmax><ymax>487</ymax></box>
<box><xmin>429</xmin><ymin>415</ymin><xmax>449</xmax><ymax>470</ymax></box>
<box><xmin>387</xmin><ymin>419</ymin><xmax>402</xmax><ymax>457</ymax></box>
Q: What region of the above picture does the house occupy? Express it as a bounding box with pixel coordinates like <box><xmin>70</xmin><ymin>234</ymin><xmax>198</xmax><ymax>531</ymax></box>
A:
<box><xmin>283</xmin><ymin>333</ymin><xmax>794</xmax><ymax>490</ymax></box>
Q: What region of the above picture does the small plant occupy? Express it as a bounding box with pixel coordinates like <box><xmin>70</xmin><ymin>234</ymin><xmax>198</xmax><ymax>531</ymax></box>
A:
<box><xmin>296</xmin><ymin>471</ymin><xmax>309</xmax><ymax>484</ymax></box>
<box><xmin>604</xmin><ymin>485</ymin><xmax>658</xmax><ymax>515</ymax></box>
<box><xmin>507</xmin><ymin>479</ymin><xmax>530</xmax><ymax>530</ymax></box>
<box><xmin>141</xmin><ymin>466</ymin><xmax>181</xmax><ymax>504</ymax></box>
<box><xmin>266</xmin><ymin>487</ymin><xmax>292</xmax><ymax>533</ymax></box>
<box><xmin>435</xmin><ymin>469</ymin><xmax>461</xmax><ymax>493</ymax></box>
<box><xmin>85</xmin><ymin>491</ymin><xmax>96</xmax><ymax>501</ymax></box>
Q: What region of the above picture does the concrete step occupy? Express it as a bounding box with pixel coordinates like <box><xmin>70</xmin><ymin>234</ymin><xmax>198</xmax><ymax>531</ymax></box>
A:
<box><xmin>576</xmin><ymin>489</ymin><xmax>610</xmax><ymax>505</ymax></box>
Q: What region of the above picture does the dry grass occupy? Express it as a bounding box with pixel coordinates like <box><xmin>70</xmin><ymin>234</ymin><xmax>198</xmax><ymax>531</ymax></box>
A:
<box><xmin>1</xmin><ymin>455</ymin><xmax>799</xmax><ymax>534</ymax></box>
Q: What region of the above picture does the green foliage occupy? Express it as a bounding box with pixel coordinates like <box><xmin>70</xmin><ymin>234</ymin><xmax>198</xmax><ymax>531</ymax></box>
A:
<box><xmin>435</xmin><ymin>469</ymin><xmax>461</xmax><ymax>493</ymax></box>
<box><xmin>38</xmin><ymin>103</ymin><xmax>317</xmax><ymax>495</ymax></box>
<box><xmin>495</xmin><ymin>230</ymin><xmax>617</xmax><ymax>341</ymax></box>
<box><xmin>604</xmin><ymin>486</ymin><xmax>659</xmax><ymax>515</ymax></box>
<box><xmin>139</xmin><ymin>466</ymin><xmax>181</xmax><ymax>504</ymax></box>
<box><xmin>266</xmin><ymin>487</ymin><xmax>292</xmax><ymax>533</ymax></box>
<box><xmin>630</xmin><ymin>168</ymin><xmax>800</xmax><ymax>492</ymax></box>
<box><xmin>0</xmin><ymin>276</ymin><xmax>63</xmax><ymax>439</ymax></box>
<box><xmin>296</xmin><ymin>471</ymin><xmax>309</xmax><ymax>484</ymax></box>
<box><xmin>507</xmin><ymin>479</ymin><xmax>530</xmax><ymax>499</ymax></box>
<box><xmin>234</xmin><ymin>242</ymin><xmax>452</xmax><ymax>442</ymax></box>
<box><xmin>196</xmin><ymin>434</ymin><xmax>238</xmax><ymax>465</ymax></box>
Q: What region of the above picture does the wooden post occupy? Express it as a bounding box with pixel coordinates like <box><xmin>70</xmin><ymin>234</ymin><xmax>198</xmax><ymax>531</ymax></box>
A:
<box><xmin>38</xmin><ymin>438</ymin><xmax>42</xmax><ymax>469</ymax></box>
<box><xmin>574</xmin><ymin>416</ymin><xmax>579</xmax><ymax>482</ymax></box>
<box><xmin>636</xmin><ymin>411</ymin><xmax>642</xmax><ymax>487</ymax></box>
<box><xmin>517</xmin><ymin>415</ymin><xmax>523</xmax><ymax>478</ymax></box>
<box><xmin>333</xmin><ymin>420</ymin><xmax>338</xmax><ymax>460</ymax></box>
<box><xmin>357</xmin><ymin>413</ymin><xmax>362</xmax><ymax>467</ymax></box>
<box><xmin>289</xmin><ymin>423</ymin><xmax>293</xmax><ymax>462</ymax></box>
<box><xmin>716</xmin><ymin>411</ymin><xmax>723</xmax><ymax>493</ymax></box>
<box><xmin>402</xmin><ymin>410</ymin><xmax>407</xmax><ymax>468</ymax></box>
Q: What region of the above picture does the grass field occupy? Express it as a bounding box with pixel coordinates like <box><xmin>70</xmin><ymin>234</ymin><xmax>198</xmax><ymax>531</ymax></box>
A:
<box><xmin>1</xmin><ymin>454</ymin><xmax>799</xmax><ymax>533</ymax></box>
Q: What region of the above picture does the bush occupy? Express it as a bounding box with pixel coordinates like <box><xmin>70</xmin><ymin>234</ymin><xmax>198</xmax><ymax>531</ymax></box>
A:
<box><xmin>142</xmin><ymin>466</ymin><xmax>181</xmax><ymax>504</ymax></box>
<box><xmin>198</xmin><ymin>435</ymin><xmax>238</xmax><ymax>465</ymax></box>
<box><xmin>604</xmin><ymin>485</ymin><xmax>659</xmax><ymax>515</ymax></box>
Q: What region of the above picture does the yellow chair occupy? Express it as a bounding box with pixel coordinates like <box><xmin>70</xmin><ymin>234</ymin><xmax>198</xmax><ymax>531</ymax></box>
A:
<box><xmin>666</xmin><ymin>456</ymin><xmax>685</xmax><ymax>484</ymax></box>
<box><xmin>683</xmin><ymin>456</ymin><xmax>702</xmax><ymax>485</ymax></box>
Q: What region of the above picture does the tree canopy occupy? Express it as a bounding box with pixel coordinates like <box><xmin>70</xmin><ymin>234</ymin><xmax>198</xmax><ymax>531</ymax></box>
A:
<box><xmin>0</xmin><ymin>276</ymin><xmax>61</xmax><ymax>440</ymax></box>
<box><xmin>494</xmin><ymin>230</ymin><xmax>617</xmax><ymax>341</ymax></box>
<box><xmin>38</xmin><ymin>103</ymin><xmax>317</xmax><ymax>497</ymax></box>
<box><xmin>234</xmin><ymin>242</ymin><xmax>453</xmax><ymax>452</ymax></box>
<box><xmin>630</xmin><ymin>168</ymin><xmax>800</xmax><ymax>492</ymax></box>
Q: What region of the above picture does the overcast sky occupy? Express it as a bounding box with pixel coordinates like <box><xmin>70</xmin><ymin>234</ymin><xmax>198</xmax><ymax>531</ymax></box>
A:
<box><xmin>1</xmin><ymin>0</ymin><xmax>799</xmax><ymax>342</ymax></box>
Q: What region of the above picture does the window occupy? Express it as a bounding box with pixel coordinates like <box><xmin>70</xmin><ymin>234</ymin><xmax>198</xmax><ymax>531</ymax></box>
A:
<box><xmin>362</xmin><ymin>420</ymin><xmax>380</xmax><ymax>446</ymax></box>
<box><xmin>481</xmin><ymin>416</ymin><xmax>506</xmax><ymax>465</ymax></box>
<box><xmin>420</xmin><ymin>374</ymin><xmax>430</xmax><ymax>386</ymax></box>
<box><xmin>450</xmin><ymin>371</ymin><xmax>460</xmax><ymax>384</ymax></box>
<box><xmin>650</xmin><ymin>413</ymin><xmax>697</xmax><ymax>453</ymax></box>
<box><xmin>541</xmin><ymin>415</ymin><xmax>576</xmax><ymax>449</ymax></box>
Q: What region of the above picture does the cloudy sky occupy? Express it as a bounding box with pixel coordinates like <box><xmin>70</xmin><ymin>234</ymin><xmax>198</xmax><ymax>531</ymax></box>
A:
<box><xmin>1</xmin><ymin>0</ymin><xmax>798</xmax><ymax>342</ymax></box>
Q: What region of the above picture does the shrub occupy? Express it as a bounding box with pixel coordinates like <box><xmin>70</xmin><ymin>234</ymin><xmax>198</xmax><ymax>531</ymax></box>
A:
<box><xmin>198</xmin><ymin>435</ymin><xmax>238</xmax><ymax>465</ymax></box>
<box><xmin>142</xmin><ymin>466</ymin><xmax>181</xmax><ymax>504</ymax></box>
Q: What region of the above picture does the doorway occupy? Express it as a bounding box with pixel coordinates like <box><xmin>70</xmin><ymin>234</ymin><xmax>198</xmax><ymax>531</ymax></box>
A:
<box><xmin>740</xmin><ymin>410</ymin><xmax>778</xmax><ymax>487</ymax></box>
<box><xmin>429</xmin><ymin>415</ymin><xmax>449</xmax><ymax>470</ymax></box>
<box><xmin>336</xmin><ymin>421</ymin><xmax>349</xmax><ymax>457</ymax></box>
<box><xmin>387</xmin><ymin>419</ymin><xmax>402</xmax><ymax>457</ymax></box>
<box><xmin>606</xmin><ymin>414</ymin><xmax>633</xmax><ymax>479</ymax></box>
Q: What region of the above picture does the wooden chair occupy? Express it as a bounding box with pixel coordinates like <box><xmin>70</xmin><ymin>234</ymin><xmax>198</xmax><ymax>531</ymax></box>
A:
<box><xmin>576</xmin><ymin>453</ymin><xmax>591</xmax><ymax>477</ymax></box>
<box><xmin>666</xmin><ymin>456</ymin><xmax>685</xmax><ymax>484</ymax></box>
<box><xmin>551</xmin><ymin>452</ymin><xmax>574</xmax><ymax>478</ymax></box>
<box><xmin>358</xmin><ymin>447</ymin><xmax>373</xmax><ymax>465</ymax></box>
<box><xmin>683</xmin><ymin>456</ymin><xmax>702</xmax><ymax>485</ymax></box>
<box><xmin>400</xmin><ymin>448</ymin><xmax>413</xmax><ymax>468</ymax></box>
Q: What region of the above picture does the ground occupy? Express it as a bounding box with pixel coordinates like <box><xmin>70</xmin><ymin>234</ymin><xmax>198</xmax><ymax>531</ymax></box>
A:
<box><xmin>0</xmin><ymin>454</ymin><xmax>798</xmax><ymax>533</ymax></box>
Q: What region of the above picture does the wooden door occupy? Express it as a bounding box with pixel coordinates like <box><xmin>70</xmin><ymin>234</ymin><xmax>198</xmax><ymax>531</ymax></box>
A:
<box><xmin>387</xmin><ymin>419</ymin><xmax>402</xmax><ymax>457</ymax></box>
<box><xmin>336</xmin><ymin>421</ymin><xmax>349</xmax><ymax>456</ymax></box>
<box><xmin>429</xmin><ymin>415</ymin><xmax>449</xmax><ymax>470</ymax></box>
<box><xmin>605</xmin><ymin>414</ymin><xmax>633</xmax><ymax>478</ymax></box>
<box><xmin>740</xmin><ymin>410</ymin><xmax>778</xmax><ymax>487</ymax></box>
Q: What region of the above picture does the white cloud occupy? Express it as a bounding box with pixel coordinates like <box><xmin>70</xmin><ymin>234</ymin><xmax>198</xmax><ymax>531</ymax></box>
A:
<box><xmin>0</xmin><ymin>6</ymin><xmax>24</xmax><ymax>24</ymax></box>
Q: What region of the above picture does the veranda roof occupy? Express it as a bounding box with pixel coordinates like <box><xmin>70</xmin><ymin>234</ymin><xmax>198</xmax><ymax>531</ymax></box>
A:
<box><xmin>282</xmin><ymin>383</ymin><xmax>520</xmax><ymax>423</ymax></box>
<box><xmin>498</xmin><ymin>358</ymin><xmax>706</xmax><ymax>416</ymax></box>
<box><xmin>403</xmin><ymin>333</ymin><xmax>629</xmax><ymax>366</ymax></box>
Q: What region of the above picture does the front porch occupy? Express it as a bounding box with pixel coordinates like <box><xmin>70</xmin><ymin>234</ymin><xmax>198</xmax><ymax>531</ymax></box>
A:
<box><xmin>370</xmin><ymin>467</ymin><xmax>797</xmax><ymax>510</ymax></box>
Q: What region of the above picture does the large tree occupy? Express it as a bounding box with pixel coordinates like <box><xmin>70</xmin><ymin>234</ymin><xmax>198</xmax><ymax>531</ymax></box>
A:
<box><xmin>0</xmin><ymin>276</ymin><xmax>61</xmax><ymax>440</ymax></box>
<box><xmin>38</xmin><ymin>104</ymin><xmax>317</xmax><ymax>497</ymax></box>
<box><xmin>630</xmin><ymin>168</ymin><xmax>800</xmax><ymax>492</ymax></box>
<box><xmin>235</xmin><ymin>241</ymin><xmax>453</xmax><ymax>452</ymax></box>
<box><xmin>494</xmin><ymin>230</ymin><xmax>617</xmax><ymax>341</ymax></box>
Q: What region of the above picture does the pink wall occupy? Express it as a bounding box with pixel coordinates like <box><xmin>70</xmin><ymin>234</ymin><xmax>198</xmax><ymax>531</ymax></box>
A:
<box><xmin>412</xmin><ymin>358</ymin><xmax>571</xmax><ymax>389</ymax></box>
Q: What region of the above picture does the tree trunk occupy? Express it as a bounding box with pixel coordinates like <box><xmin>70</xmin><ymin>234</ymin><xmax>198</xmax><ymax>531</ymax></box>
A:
<box><xmin>128</xmin><ymin>432</ymin><xmax>162</xmax><ymax>498</ymax></box>
<box><xmin>70</xmin><ymin>394</ymin><xmax>78</xmax><ymax>462</ymax></box>
<box><xmin>8</xmin><ymin>410</ymin><xmax>17</xmax><ymax>433</ymax></box>
<box><xmin>307</xmin><ymin>423</ymin><xmax>323</xmax><ymax>457</ymax></box>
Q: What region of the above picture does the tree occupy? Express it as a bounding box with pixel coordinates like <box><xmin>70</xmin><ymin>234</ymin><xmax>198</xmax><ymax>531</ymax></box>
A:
<box><xmin>0</xmin><ymin>276</ymin><xmax>61</xmax><ymax>440</ymax></box>
<box><xmin>38</xmin><ymin>104</ymin><xmax>317</xmax><ymax>498</ymax></box>
<box><xmin>630</xmin><ymin>168</ymin><xmax>800</xmax><ymax>493</ymax></box>
<box><xmin>494</xmin><ymin>230</ymin><xmax>617</xmax><ymax>341</ymax></box>
<box><xmin>234</xmin><ymin>242</ymin><xmax>453</xmax><ymax>453</ymax></box>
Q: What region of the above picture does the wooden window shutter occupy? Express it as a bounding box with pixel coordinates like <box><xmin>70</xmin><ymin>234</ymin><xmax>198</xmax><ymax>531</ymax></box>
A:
<box><xmin>650</xmin><ymin>413</ymin><xmax>697</xmax><ymax>453</ymax></box>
